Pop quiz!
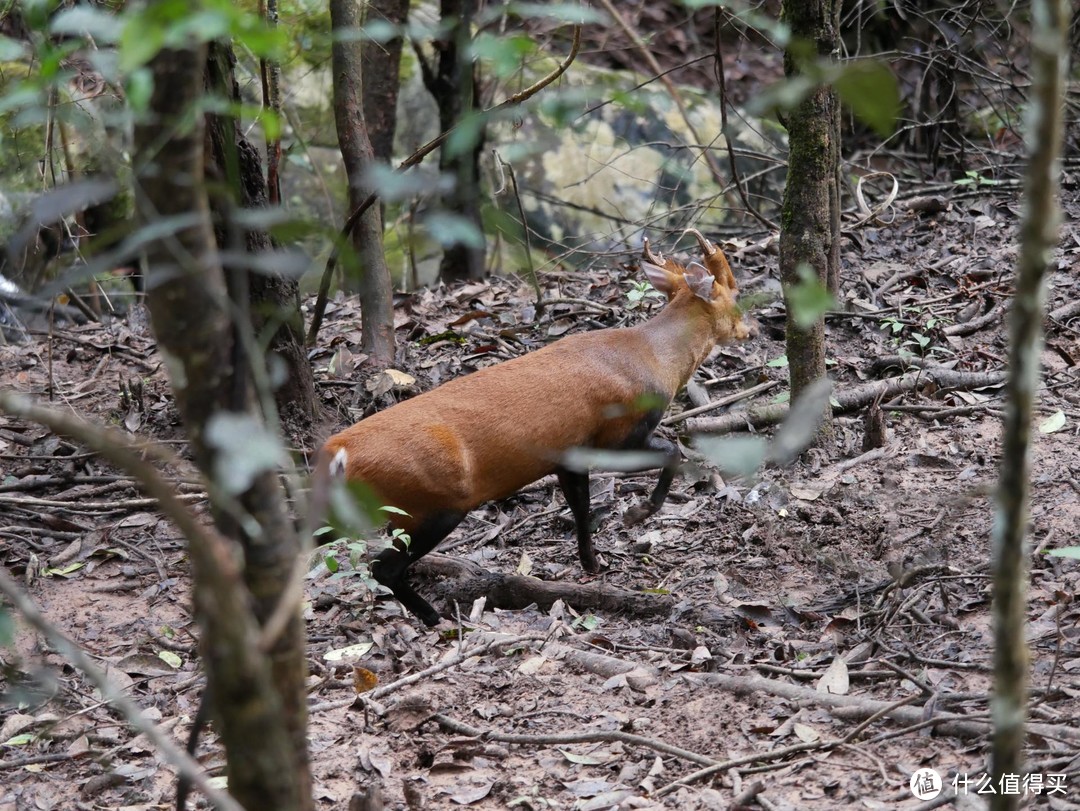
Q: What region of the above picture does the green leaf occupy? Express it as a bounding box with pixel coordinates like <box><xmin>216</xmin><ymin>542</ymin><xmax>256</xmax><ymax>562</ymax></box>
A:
<box><xmin>379</xmin><ymin>505</ymin><xmax>410</xmax><ymax>516</ymax></box>
<box><xmin>494</xmin><ymin>3</ymin><xmax>607</xmax><ymax>24</ymax></box>
<box><xmin>833</xmin><ymin>60</ymin><xmax>900</xmax><ymax>137</ymax></box>
<box><xmin>786</xmin><ymin>264</ymin><xmax>836</xmax><ymax>329</ymax></box>
<box><xmin>445</xmin><ymin>111</ymin><xmax>487</xmax><ymax>159</ymax></box>
<box><xmin>204</xmin><ymin>412</ymin><xmax>286</xmax><ymax>495</ymax></box>
<box><xmin>158</xmin><ymin>651</ymin><xmax>183</xmax><ymax>669</ymax></box>
<box><xmin>125</xmin><ymin>68</ymin><xmax>154</xmax><ymax>115</ymax></box>
<box><xmin>3</xmin><ymin>733</ymin><xmax>36</xmax><ymax>746</ymax></box>
<box><xmin>769</xmin><ymin>378</ymin><xmax>833</xmax><ymax>464</ymax></box>
<box><xmin>51</xmin><ymin>6</ymin><xmax>124</xmax><ymax>42</ymax></box>
<box><xmin>45</xmin><ymin>563</ymin><xmax>84</xmax><ymax>577</ymax></box>
<box><xmin>1047</xmin><ymin>547</ymin><xmax>1080</xmax><ymax>559</ymax></box>
<box><xmin>424</xmin><ymin>212</ymin><xmax>485</xmax><ymax>249</ymax></box>
<box><xmin>0</xmin><ymin>35</ymin><xmax>27</xmax><ymax>61</ymax></box>
<box><xmin>470</xmin><ymin>33</ymin><xmax>536</xmax><ymax>79</ymax></box>
<box><xmin>1038</xmin><ymin>410</ymin><xmax>1066</xmax><ymax>434</ymax></box>
<box><xmin>324</xmin><ymin>554</ymin><xmax>339</xmax><ymax>573</ymax></box>
<box><xmin>0</xmin><ymin>608</ymin><xmax>13</xmax><ymax>648</ymax></box>
<box><xmin>560</xmin><ymin>447</ymin><xmax>669</xmax><ymax>473</ymax></box>
<box><xmin>766</xmin><ymin>355</ymin><xmax>789</xmax><ymax>368</ymax></box>
<box><xmin>118</xmin><ymin>18</ymin><xmax>167</xmax><ymax>71</ymax></box>
<box><xmin>362</xmin><ymin>164</ymin><xmax>453</xmax><ymax>202</ymax></box>
<box><xmin>693</xmin><ymin>435</ymin><xmax>768</xmax><ymax>478</ymax></box>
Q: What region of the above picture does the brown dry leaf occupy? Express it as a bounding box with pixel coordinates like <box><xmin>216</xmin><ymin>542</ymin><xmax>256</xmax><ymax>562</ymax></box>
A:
<box><xmin>816</xmin><ymin>656</ymin><xmax>850</xmax><ymax>695</ymax></box>
<box><xmin>66</xmin><ymin>735</ymin><xmax>92</xmax><ymax>758</ymax></box>
<box><xmin>353</xmin><ymin>666</ymin><xmax>378</xmax><ymax>694</ymax></box>
<box><xmin>386</xmin><ymin>695</ymin><xmax>433</xmax><ymax>732</ymax></box>
<box><xmin>448</xmin><ymin>780</ymin><xmax>494</xmax><ymax>805</ymax></box>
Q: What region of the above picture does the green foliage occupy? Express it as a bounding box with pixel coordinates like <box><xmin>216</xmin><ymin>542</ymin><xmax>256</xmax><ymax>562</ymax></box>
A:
<box><xmin>786</xmin><ymin>264</ymin><xmax>836</xmax><ymax>329</ymax></box>
<box><xmin>752</xmin><ymin>50</ymin><xmax>900</xmax><ymax>137</ymax></box>
<box><xmin>470</xmin><ymin>33</ymin><xmax>537</xmax><ymax>80</ymax></box>
<box><xmin>627</xmin><ymin>280</ymin><xmax>663</xmax><ymax>310</ymax></box>
<box><xmin>832</xmin><ymin>61</ymin><xmax>901</xmax><ymax>138</ymax></box>
<box><xmin>479</xmin><ymin>3</ymin><xmax>607</xmax><ymax>25</ymax></box>
<box><xmin>954</xmin><ymin>170</ymin><xmax>1003</xmax><ymax>188</ymax></box>
<box><xmin>204</xmin><ymin>412</ymin><xmax>287</xmax><ymax>495</ymax></box>
<box><xmin>0</xmin><ymin>607</ymin><xmax>13</xmax><ymax>648</ymax></box>
<box><xmin>423</xmin><ymin>211</ymin><xmax>485</xmax><ymax>249</ymax></box>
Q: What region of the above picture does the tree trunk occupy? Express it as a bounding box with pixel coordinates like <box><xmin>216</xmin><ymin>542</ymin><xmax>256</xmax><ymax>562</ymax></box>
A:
<box><xmin>201</xmin><ymin>42</ymin><xmax>315</xmax><ymax>808</ymax></box>
<box><xmin>779</xmin><ymin>0</ymin><xmax>840</xmax><ymax>438</ymax></box>
<box><xmin>990</xmin><ymin>2</ymin><xmax>1070</xmax><ymax>808</ymax></box>
<box><xmin>204</xmin><ymin>43</ymin><xmax>317</xmax><ymax>430</ymax></box>
<box><xmin>331</xmin><ymin>0</ymin><xmax>396</xmax><ymax>367</ymax></box>
<box><xmin>134</xmin><ymin>39</ymin><xmax>308</xmax><ymax>811</ymax></box>
<box><xmin>419</xmin><ymin>0</ymin><xmax>486</xmax><ymax>281</ymax></box>
<box><xmin>361</xmin><ymin>0</ymin><xmax>410</xmax><ymax>163</ymax></box>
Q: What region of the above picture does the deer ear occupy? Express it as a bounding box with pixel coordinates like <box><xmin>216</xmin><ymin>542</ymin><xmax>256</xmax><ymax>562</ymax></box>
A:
<box><xmin>642</xmin><ymin>261</ymin><xmax>677</xmax><ymax>296</ymax></box>
<box><xmin>704</xmin><ymin>248</ymin><xmax>737</xmax><ymax>291</ymax></box>
<box><xmin>683</xmin><ymin>263</ymin><xmax>716</xmax><ymax>301</ymax></box>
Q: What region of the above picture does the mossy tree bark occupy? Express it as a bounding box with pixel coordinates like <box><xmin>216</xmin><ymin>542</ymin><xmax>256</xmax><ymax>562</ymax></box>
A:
<box><xmin>990</xmin><ymin>2</ymin><xmax>1070</xmax><ymax>807</ymax></box>
<box><xmin>779</xmin><ymin>0</ymin><xmax>841</xmax><ymax>438</ymax></box>
<box><xmin>134</xmin><ymin>40</ymin><xmax>310</xmax><ymax>811</ymax></box>
<box><xmin>331</xmin><ymin>0</ymin><xmax>396</xmax><ymax>368</ymax></box>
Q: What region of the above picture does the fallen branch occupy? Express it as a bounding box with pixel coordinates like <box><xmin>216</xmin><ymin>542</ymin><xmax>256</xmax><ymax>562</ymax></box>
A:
<box><xmin>413</xmin><ymin>554</ymin><xmax>676</xmax><ymax>619</ymax></box>
<box><xmin>686</xmin><ymin>365</ymin><xmax>1007</xmax><ymax>434</ymax></box>
<box><xmin>686</xmin><ymin>671</ymin><xmax>1080</xmax><ymax>743</ymax></box>
<box><xmin>432</xmin><ymin>712</ymin><xmax>717</xmax><ymax>767</ymax></box>
<box><xmin>942</xmin><ymin>300</ymin><xmax>1006</xmax><ymax>336</ymax></box>
<box><xmin>662</xmin><ymin>380</ymin><xmax>779</xmax><ymax>426</ymax></box>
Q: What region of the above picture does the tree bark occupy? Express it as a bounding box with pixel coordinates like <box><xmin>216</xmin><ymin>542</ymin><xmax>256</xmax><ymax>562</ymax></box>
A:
<box><xmin>990</xmin><ymin>2</ymin><xmax>1070</xmax><ymax>807</ymax></box>
<box><xmin>204</xmin><ymin>42</ymin><xmax>317</xmax><ymax>430</ymax></box>
<box><xmin>331</xmin><ymin>0</ymin><xmax>396</xmax><ymax>367</ymax></box>
<box><xmin>361</xmin><ymin>0</ymin><xmax>411</xmax><ymax>163</ymax></box>
<box><xmin>779</xmin><ymin>0</ymin><xmax>841</xmax><ymax>438</ymax></box>
<box><xmin>134</xmin><ymin>40</ymin><xmax>308</xmax><ymax>811</ymax></box>
<box><xmin>418</xmin><ymin>0</ymin><xmax>486</xmax><ymax>281</ymax></box>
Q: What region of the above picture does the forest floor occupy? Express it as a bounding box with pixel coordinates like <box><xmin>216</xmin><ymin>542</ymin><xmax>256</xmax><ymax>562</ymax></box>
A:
<box><xmin>2</xmin><ymin>181</ymin><xmax>1080</xmax><ymax>811</ymax></box>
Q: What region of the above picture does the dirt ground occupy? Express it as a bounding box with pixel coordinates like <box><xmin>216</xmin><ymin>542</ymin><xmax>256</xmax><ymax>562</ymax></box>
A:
<box><xmin>2</xmin><ymin>184</ymin><xmax>1080</xmax><ymax>811</ymax></box>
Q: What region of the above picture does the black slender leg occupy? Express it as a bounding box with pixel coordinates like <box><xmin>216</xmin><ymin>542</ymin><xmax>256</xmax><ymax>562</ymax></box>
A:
<box><xmin>370</xmin><ymin>510</ymin><xmax>466</xmax><ymax>626</ymax></box>
<box><xmin>623</xmin><ymin>435</ymin><xmax>681</xmax><ymax>526</ymax></box>
<box><xmin>556</xmin><ymin>466</ymin><xmax>597</xmax><ymax>573</ymax></box>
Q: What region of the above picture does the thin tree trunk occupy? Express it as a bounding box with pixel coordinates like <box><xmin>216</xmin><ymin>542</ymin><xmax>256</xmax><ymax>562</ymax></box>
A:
<box><xmin>204</xmin><ymin>43</ymin><xmax>317</xmax><ymax>429</ymax></box>
<box><xmin>361</xmin><ymin>0</ymin><xmax>410</xmax><ymax>163</ymax></box>
<box><xmin>134</xmin><ymin>39</ymin><xmax>306</xmax><ymax>811</ymax></box>
<box><xmin>779</xmin><ymin>0</ymin><xmax>840</xmax><ymax>438</ymax></box>
<box><xmin>990</xmin><ymin>2</ymin><xmax>1070</xmax><ymax>807</ymax></box>
<box><xmin>331</xmin><ymin>0</ymin><xmax>396</xmax><ymax>367</ymax></box>
<box><xmin>419</xmin><ymin>0</ymin><xmax>486</xmax><ymax>281</ymax></box>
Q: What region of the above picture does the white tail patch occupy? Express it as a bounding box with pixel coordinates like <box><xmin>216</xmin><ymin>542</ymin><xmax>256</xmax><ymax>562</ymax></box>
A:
<box><xmin>328</xmin><ymin>447</ymin><xmax>348</xmax><ymax>477</ymax></box>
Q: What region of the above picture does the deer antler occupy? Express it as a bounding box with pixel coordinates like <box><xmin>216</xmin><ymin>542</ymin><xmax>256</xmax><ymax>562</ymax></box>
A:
<box><xmin>642</xmin><ymin>237</ymin><xmax>665</xmax><ymax>266</ymax></box>
<box><xmin>684</xmin><ymin>228</ymin><xmax>715</xmax><ymax>256</ymax></box>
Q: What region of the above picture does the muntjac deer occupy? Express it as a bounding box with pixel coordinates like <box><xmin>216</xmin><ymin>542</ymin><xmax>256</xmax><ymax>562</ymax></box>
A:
<box><xmin>321</xmin><ymin>231</ymin><xmax>749</xmax><ymax>625</ymax></box>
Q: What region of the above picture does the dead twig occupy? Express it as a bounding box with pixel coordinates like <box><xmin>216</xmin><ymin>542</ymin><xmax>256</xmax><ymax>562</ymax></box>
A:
<box><xmin>662</xmin><ymin>380</ymin><xmax>779</xmax><ymax>426</ymax></box>
<box><xmin>432</xmin><ymin>712</ymin><xmax>718</xmax><ymax>767</ymax></box>
<box><xmin>686</xmin><ymin>366</ymin><xmax>1007</xmax><ymax>434</ymax></box>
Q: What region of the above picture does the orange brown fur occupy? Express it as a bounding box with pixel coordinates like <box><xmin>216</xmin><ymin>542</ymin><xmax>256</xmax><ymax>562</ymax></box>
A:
<box><xmin>321</xmin><ymin>235</ymin><xmax>748</xmax><ymax>624</ymax></box>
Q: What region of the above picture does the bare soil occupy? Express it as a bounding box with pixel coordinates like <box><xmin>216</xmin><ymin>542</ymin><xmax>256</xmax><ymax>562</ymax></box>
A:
<box><xmin>2</xmin><ymin>195</ymin><xmax>1080</xmax><ymax>810</ymax></box>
